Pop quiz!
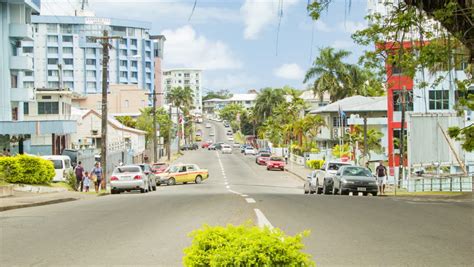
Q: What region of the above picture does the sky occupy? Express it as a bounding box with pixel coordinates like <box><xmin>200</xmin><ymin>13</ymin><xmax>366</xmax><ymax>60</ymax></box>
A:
<box><xmin>41</xmin><ymin>0</ymin><xmax>369</xmax><ymax>94</ymax></box>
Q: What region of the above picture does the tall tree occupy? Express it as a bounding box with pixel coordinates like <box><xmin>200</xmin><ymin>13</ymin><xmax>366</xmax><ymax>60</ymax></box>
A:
<box><xmin>136</xmin><ymin>107</ymin><xmax>172</xmax><ymax>148</ymax></box>
<box><xmin>253</xmin><ymin>87</ymin><xmax>286</xmax><ymax>123</ymax></box>
<box><xmin>167</xmin><ymin>86</ymin><xmax>195</xmax><ymax>145</ymax></box>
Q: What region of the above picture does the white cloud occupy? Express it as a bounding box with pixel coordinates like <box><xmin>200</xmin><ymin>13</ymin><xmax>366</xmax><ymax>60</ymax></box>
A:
<box><xmin>161</xmin><ymin>25</ymin><xmax>242</xmax><ymax>70</ymax></box>
<box><xmin>314</xmin><ymin>20</ymin><xmax>331</xmax><ymax>32</ymax></box>
<box><xmin>206</xmin><ymin>73</ymin><xmax>257</xmax><ymax>91</ymax></box>
<box><xmin>339</xmin><ymin>21</ymin><xmax>366</xmax><ymax>34</ymax></box>
<box><xmin>331</xmin><ymin>40</ymin><xmax>354</xmax><ymax>50</ymax></box>
<box><xmin>274</xmin><ymin>63</ymin><xmax>305</xmax><ymax>80</ymax></box>
<box><xmin>241</xmin><ymin>0</ymin><xmax>299</xmax><ymax>40</ymax></box>
<box><xmin>40</xmin><ymin>0</ymin><xmax>240</xmax><ymax>23</ymax></box>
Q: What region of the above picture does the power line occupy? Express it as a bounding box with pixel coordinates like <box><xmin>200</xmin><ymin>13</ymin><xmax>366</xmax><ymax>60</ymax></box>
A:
<box><xmin>188</xmin><ymin>0</ymin><xmax>198</xmax><ymax>22</ymax></box>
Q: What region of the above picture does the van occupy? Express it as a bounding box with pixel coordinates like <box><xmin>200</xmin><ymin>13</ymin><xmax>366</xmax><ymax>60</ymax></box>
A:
<box><xmin>41</xmin><ymin>155</ymin><xmax>73</xmax><ymax>182</ymax></box>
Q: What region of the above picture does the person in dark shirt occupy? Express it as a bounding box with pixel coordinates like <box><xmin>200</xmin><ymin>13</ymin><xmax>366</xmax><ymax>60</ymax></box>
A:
<box><xmin>74</xmin><ymin>161</ymin><xmax>84</xmax><ymax>191</ymax></box>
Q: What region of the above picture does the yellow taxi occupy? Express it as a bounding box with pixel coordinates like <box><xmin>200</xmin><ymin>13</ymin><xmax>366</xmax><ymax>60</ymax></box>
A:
<box><xmin>156</xmin><ymin>163</ymin><xmax>209</xmax><ymax>186</ymax></box>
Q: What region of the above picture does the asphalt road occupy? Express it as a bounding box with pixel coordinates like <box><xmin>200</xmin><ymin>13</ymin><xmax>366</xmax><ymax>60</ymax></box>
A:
<box><xmin>1</xmin><ymin>120</ymin><xmax>473</xmax><ymax>266</ymax></box>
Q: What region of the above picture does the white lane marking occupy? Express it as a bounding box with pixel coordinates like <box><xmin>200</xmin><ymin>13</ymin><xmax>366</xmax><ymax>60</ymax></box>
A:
<box><xmin>228</xmin><ymin>189</ymin><xmax>242</xmax><ymax>195</ymax></box>
<box><xmin>224</xmin><ymin>182</ymin><xmax>228</xmax><ymax>185</ymax></box>
<box><xmin>241</xmin><ymin>194</ymin><xmax>248</xmax><ymax>197</ymax></box>
<box><xmin>226</xmin><ymin>185</ymin><xmax>230</xmax><ymax>189</ymax></box>
<box><xmin>254</xmin><ymin>208</ymin><xmax>274</xmax><ymax>229</ymax></box>
<box><xmin>245</xmin><ymin>198</ymin><xmax>256</xmax><ymax>203</ymax></box>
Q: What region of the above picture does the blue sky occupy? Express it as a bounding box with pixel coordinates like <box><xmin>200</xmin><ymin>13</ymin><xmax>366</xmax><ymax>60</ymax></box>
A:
<box><xmin>42</xmin><ymin>0</ymin><xmax>369</xmax><ymax>94</ymax></box>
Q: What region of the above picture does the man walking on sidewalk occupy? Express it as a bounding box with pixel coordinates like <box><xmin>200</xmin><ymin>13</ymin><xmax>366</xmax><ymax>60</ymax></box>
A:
<box><xmin>375</xmin><ymin>161</ymin><xmax>387</xmax><ymax>195</ymax></box>
<box><xmin>74</xmin><ymin>161</ymin><xmax>84</xmax><ymax>192</ymax></box>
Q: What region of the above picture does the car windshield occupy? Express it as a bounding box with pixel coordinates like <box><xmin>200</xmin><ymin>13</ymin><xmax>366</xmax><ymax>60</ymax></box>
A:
<box><xmin>342</xmin><ymin>167</ymin><xmax>372</xmax><ymax>177</ymax></box>
<box><xmin>270</xmin><ymin>157</ymin><xmax>284</xmax><ymax>162</ymax></box>
<box><xmin>51</xmin><ymin>160</ymin><xmax>63</xmax><ymax>169</ymax></box>
<box><xmin>113</xmin><ymin>166</ymin><xmax>140</xmax><ymax>174</ymax></box>
<box><xmin>328</xmin><ymin>163</ymin><xmax>349</xmax><ymax>171</ymax></box>
<box><xmin>168</xmin><ymin>165</ymin><xmax>181</xmax><ymax>173</ymax></box>
<box><xmin>260</xmin><ymin>153</ymin><xmax>271</xmax><ymax>157</ymax></box>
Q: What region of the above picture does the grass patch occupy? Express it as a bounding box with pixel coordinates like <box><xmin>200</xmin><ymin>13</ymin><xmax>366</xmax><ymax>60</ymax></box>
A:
<box><xmin>49</xmin><ymin>182</ymin><xmax>73</xmax><ymax>190</ymax></box>
<box><xmin>0</xmin><ymin>180</ymin><xmax>10</xmax><ymax>186</ymax></box>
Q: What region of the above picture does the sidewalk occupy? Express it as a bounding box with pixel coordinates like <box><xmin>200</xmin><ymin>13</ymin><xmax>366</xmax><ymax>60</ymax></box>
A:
<box><xmin>0</xmin><ymin>189</ymin><xmax>98</xmax><ymax>212</ymax></box>
<box><xmin>285</xmin><ymin>163</ymin><xmax>310</xmax><ymax>181</ymax></box>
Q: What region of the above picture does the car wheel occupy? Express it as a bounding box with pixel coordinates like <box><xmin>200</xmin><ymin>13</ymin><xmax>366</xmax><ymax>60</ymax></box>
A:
<box><xmin>152</xmin><ymin>186</ymin><xmax>157</xmax><ymax>191</ymax></box>
<box><xmin>167</xmin><ymin>178</ymin><xmax>176</xmax><ymax>186</ymax></box>
<box><xmin>266</xmin><ymin>167</ymin><xmax>270</xmax><ymax>171</ymax></box>
<box><xmin>111</xmin><ymin>189</ymin><xmax>116</xmax><ymax>194</ymax></box>
<box><xmin>372</xmin><ymin>192</ymin><xmax>378</xmax><ymax>196</ymax></box>
<box><xmin>195</xmin><ymin>175</ymin><xmax>202</xmax><ymax>184</ymax></box>
<box><xmin>362</xmin><ymin>192</ymin><xmax>368</xmax><ymax>196</ymax></box>
<box><xmin>140</xmin><ymin>188</ymin><xmax>146</xmax><ymax>193</ymax></box>
<box><xmin>304</xmin><ymin>185</ymin><xmax>309</xmax><ymax>194</ymax></box>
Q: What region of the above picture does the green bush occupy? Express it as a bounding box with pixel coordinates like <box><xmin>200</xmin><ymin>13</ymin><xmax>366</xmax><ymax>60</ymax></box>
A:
<box><xmin>183</xmin><ymin>224</ymin><xmax>314</xmax><ymax>267</ymax></box>
<box><xmin>65</xmin><ymin>169</ymin><xmax>77</xmax><ymax>191</ymax></box>
<box><xmin>307</xmin><ymin>160</ymin><xmax>325</xmax><ymax>170</ymax></box>
<box><xmin>0</xmin><ymin>155</ymin><xmax>55</xmax><ymax>184</ymax></box>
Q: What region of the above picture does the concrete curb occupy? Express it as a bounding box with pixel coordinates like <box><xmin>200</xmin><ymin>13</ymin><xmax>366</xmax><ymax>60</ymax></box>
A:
<box><xmin>13</xmin><ymin>184</ymin><xmax>68</xmax><ymax>193</ymax></box>
<box><xmin>285</xmin><ymin>168</ymin><xmax>306</xmax><ymax>182</ymax></box>
<box><xmin>0</xmin><ymin>198</ymin><xmax>78</xmax><ymax>212</ymax></box>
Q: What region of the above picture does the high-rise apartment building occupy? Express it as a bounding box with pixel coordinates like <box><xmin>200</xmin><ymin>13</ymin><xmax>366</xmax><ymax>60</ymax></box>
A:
<box><xmin>28</xmin><ymin>15</ymin><xmax>154</xmax><ymax>94</ymax></box>
<box><xmin>163</xmin><ymin>69</ymin><xmax>203</xmax><ymax>113</ymax></box>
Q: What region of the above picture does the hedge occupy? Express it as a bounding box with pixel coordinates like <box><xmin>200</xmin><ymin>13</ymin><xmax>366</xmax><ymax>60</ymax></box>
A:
<box><xmin>183</xmin><ymin>224</ymin><xmax>314</xmax><ymax>266</ymax></box>
<box><xmin>0</xmin><ymin>155</ymin><xmax>55</xmax><ymax>184</ymax></box>
<box><xmin>306</xmin><ymin>159</ymin><xmax>325</xmax><ymax>170</ymax></box>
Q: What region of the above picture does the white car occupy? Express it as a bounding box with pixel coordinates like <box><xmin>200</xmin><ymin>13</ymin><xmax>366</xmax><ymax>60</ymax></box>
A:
<box><xmin>227</xmin><ymin>136</ymin><xmax>234</xmax><ymax>141</ymax></box>
<box><xmin>205</xmin><ymin>123</ymin><xmax>211</xmax><ymax>128</ymax></box>
<box><xmin>209</xmin><ymin>132</ymin><xmax>215</xmax><ymax>136</ymax></box>
<box><xmin>221</xmin><ymin>144</ymin><xmax>232</xmax><ymax>154</ymax></box>
<box><xmin>233</xmin><ymin>143</ymin><xmax>241</xmax><ymax>148</ymax></box>
<box><xmin>244</xmin><ymin>147</ymin><xmax>257</xmax><ymax>155</ymax></box>
<box><xmin>41</xmin><ymin>155</ymin><xmax>73</xmax><ymax>182</ymax></box>
<box><xmin>110</xmin><ymin>165</ymin><xmax>151</xmax><ymax>194</ymax></box>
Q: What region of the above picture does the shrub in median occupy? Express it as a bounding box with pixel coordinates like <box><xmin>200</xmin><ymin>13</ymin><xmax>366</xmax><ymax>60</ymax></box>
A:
<box><xmin>0</xmin><ymin>155</ymin><xmax>55</xmax><ymax>184</ymax></box>
<box><xmin>306</xmin><ymin>159</ymin><xmax>325</xmax><ymax>170</ymax></box>
<box><xmin>183</xmin><ymin>224</ymin><xmax>314</xmax><ymax>266</ymax></box>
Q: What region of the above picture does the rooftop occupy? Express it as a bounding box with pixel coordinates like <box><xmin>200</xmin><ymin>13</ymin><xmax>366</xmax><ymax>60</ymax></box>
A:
<box><xmin>310</xmin><ymin>95</ymin><xmax>387</xmax><ymax>114</ymax></box>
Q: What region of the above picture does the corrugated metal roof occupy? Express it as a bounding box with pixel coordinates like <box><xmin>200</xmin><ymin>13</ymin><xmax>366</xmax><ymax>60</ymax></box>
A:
<box><xmin>310</xmin><ymin>95</ymin><xmax>387</xmax><ymax>114</ymax></box>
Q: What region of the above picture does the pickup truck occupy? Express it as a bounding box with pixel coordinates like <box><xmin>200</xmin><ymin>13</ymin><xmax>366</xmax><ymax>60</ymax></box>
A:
<box><xmin>304</xmin><ymin>161</ymin><xmax>352</xmax><ymax>194</ymax></box>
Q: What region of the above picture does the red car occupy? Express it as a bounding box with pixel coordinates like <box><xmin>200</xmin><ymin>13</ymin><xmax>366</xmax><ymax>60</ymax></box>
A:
<box><xmin>201</xmin><ymin>142</ymin><xmax>210</xmax><ymax>148</ymax></box>
<box><xmin>152</xmin><ymin>162</ymin><xmax>169</xmax><ymax>174</ymax></box>
<box><xmin>266</xmin><ymin>156</ymin><xmax>286</xmax><ymax>171</ymax></box>
<box><xmin>255</xmin><ymin>152</ymin><xmax>271</xmax><ymax>165</ymax></box>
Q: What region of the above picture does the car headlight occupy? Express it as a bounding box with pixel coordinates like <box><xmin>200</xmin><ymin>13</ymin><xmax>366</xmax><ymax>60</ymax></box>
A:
<box><xmin>341</xmin><ymin>179</ymin><xmax>354</xmax><ymax>184</ymax></box>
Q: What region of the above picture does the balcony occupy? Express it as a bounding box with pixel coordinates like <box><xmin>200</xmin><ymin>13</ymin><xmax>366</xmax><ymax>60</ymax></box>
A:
<box><xmin>10</xmin><ymin>87</ymin><xmax>35</xmax><ymax>102</ymax></box>
<box><xmin>10</xmin><ymin>56</ymin><xmax>33</xmax><ymax>70</ymax></box>
<box><xmin>9</xmin><ymin>24</ymin><xmax>34</xmax><ymax>41</ymax></box>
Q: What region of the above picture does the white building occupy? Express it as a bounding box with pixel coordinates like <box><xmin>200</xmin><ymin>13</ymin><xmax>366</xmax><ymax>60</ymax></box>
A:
<box><xmin>163</xmin><ymin>69</ymin><xmax>203</xmax><ymax>113</ymax></box>
<box><xmin>203</xmin><ymin>93</ymin><xmax>258</xmax><ymax>114</ymax></box>
<box><xmin>29</xmin><ymin>15</ymin><xmax>154</xmax><ymax>95</ymax></box>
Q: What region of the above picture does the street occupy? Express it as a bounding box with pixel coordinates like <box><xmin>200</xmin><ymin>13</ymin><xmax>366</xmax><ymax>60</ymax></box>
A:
<box><xmin>1</xmin><ymin>120</ymin><xmax>473</xmax><ymax>266</ymax></box>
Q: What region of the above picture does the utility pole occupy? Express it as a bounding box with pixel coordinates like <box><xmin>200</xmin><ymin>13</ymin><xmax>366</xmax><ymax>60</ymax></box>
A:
<box><xmin>168</xmin><ymin>104</ymin><xmax>172</xmax><ymax>161</ymax></box>
<box><xmin>399</xmin><ymin>86</ymin><xmax>407</xmax><ymax>188</ymax></box>
<box><xmin>92</xmin><ymin>30</ymin><xmax>121</xmax><ymax>190</ymax></box>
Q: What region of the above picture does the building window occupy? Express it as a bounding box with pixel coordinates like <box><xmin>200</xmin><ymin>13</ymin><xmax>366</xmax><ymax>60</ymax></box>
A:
<box><xmin>64</xmin><ymin>58</ymin><xmax>74</xmax><ymax>65</ymax></box>
<box><xmin>131</xmin><ymin>61</ymin><xmax>138</xmax><ymax>68</ymax></box>
<box><xmin>86</xmin><ymin>59</ymin><xmax>96</xmax><ymax>65</ymax></box>
<box><xmin>47</xmin><ymin>47</ymin><xmax>59</xmax><ymax>54</ymax></box>
<box><xmin>38</xmin><ymin>102</ymin><xmax>59</xmax><ymax>114</ymax></box>
<box><xmin>10</xmin><ymin>73</ymin><xmax>18</xmax><ymax>88</ymax></box>
<box><xmin>393</xmin><ymin>129</ymin><xmax>407</xmax><ymax>150</ymax></box>
<box><xmin>195</xmin><ymin>73</ymin><xmax>199</xmax><ymax>78</ymax></box>
<box><xmin>87</xmin><ymin>82</ymin><xmax>96</xmax><ymax>89</ymax></box>
<box><xmin>60</xmin><ymin>24</ymin><xmax>73</xmax><ymax>34</ymax></box>
<box><xmin>48</xmin><ymin>70</ymin><xmax>59</xmax><ymax>77</ymax></box>
<box><xmin>131</xmin><ymin>72</ymin><xmax>138</xmax><ymax>78</ymax></box>
<box><xmin>24</xmin><ymin>102</ymin><xmax>29</xmax><ymax>115</ymax></box>
<box><xmin>64</xmin><ymin>82</ymin><xmax>74</xmax><ymax>88</ymax></box>
<box><xmin>146</xmin><ymin>73</ymin><xmax>151</xmax><ymax>79</ymax></box>
<box><xmin>145</xmin><ymin>62</ymin><xmax>151</xmax><ymax>69</ymax></box>
<box><xmin>47</xmin><ymin>35</ymin><xmax>58</xmax><ymax>42</ymax></box>
<box><xmin>128</xmin><ymin>28</ymin><xmax>136</xmax><ymax>36</ymax></box>
<box><xmin>63</xmin><ymin>47</ymin><xmax>73</xmax><ymax>54</ymax></box>
<box><xmin>86</xmin><ymin>36</ymin><xmax>96</xmax><ymax>43</ymax></box>
<box><xmin>47</xmin><ymin>24</ymin><xmax>57</xmax><ymax>33</ymax></box>
<box><xmin>120</xmin><ymin>71</ymin><xmax>128</xmax><ymax>78</ymax></box>
<box><xmin>24</xmin><ymin>71</ymin><xmax>33</xmax><ymax>77</ymax></box>
<box><xmin>62</xmin><ymin>35</ymin><xmax>73</xmax><ymax>43</ymax></box>
<box><xmin>86</xmin><ymin>70</ymin><xmax>96</xmax><ymax>78</ymax></box>
<box><xmin>119</xmin><ymin>39</ymin><xmax>127</xmax><ymax>45</ymax></box>
<box><xmin>178</xmin><ymin>80</ymin><xmax>182</xmax><ymax>83</ymax></box>
<box><xmin>47</xmin><ymin>58</ymin><xmax>58</xmax><ymax>65</ymax></box>
<box><xmin>22</xmin><ymin>47</ymin><xmax>33</xmax><ymax>53</ymax></box>
<box><xmin>63</xmin><ymin>70</ymin><xmax>73</xmax><ymax>78</ymax></box>
<box><xmin>48</xmin><ymin>82</ymin><xmax>59</xmax><ymax>88</ymax></box>
<box><xmin>429</xmin><ymin>90</ymin><xmax>449</xmax><ymax>110</ymax></box>
<box><xmin>131</xmin><ymin>50</ymin><xmax>138</xmax><ymax>56</ymax></box>
<box><xmin>178</xmin><ymin>73</ymin><xmax>182</xmax><ymax>76</ymax></box>
<box><xmin>24</xmin><ymin>81</ymin><xmax>34</xmax><ymax>88</ymax></box>
<box><xmin>120</xmin><ymin>49</ymin><xmax>127</xmax><ymax>56</ymax></box>
<box><xmin>184</xmin><ymin>80</ymin><xmax>190</xmax><ymax>85</ymax></box>
<box><xmin>124</xmin><ymin>100</ymin><xmax>129</xmax><ymax>107</ymax></box>
<box><xmin>184</xmin><ymin>73</ymin><xmax>190</xmax><ymax>78</ymax></box>
<box><xmin>120</xmin><ymin>60</ymin><xmax>127</xmax><ymax>67</ymax></box>
<box><xmin>392</xmin><ymin>90</ymin><xmax>414</xmax><ymax>111</ymax></box>
<box><xmin>86</xmin><ymin>48</ymin><xmax>95</xmax><ymax>55</ymax></box>
<box><xmin>131</xmin><ymin>39</ymin><xmax>137</xmax><ymax>46</ymax></box>
<box><xmin>195</xmin><ymin>80</ymin><xmax>199</xmax><ymax>84</ymax></box>
<box><xmin>332</xmin><ymin>116</ymin><xmax>347</xmax><ymax>127</ymax></box>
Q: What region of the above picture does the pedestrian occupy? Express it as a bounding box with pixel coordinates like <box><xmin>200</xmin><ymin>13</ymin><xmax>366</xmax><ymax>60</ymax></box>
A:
<box><xmin>375</xmin><ymin>161</ymin><xmax>387</xmax><ymax>195</ymax></box>
<box><xmin>365</xmin><ymin>162</ymin><xmax>372</xmax><ymax>173</ymax></box>
<box><xmin>284</xmin><ymin>153</ymin><xmax>288</xmax><ymax>164</ymax></box>
<box><xmin>74</xmin><ymin>161</ymin><xmax>84</xmax><ymax>192</ymax></box>
<box><xmin>91</xmin><ymin>162</ymin><xmax>103</xmax><ymax>193</ymax></box>
<box><xmin>83</xmin><ymin>171</ymin><xmax>91</xmax><ymax>192</ymax></box>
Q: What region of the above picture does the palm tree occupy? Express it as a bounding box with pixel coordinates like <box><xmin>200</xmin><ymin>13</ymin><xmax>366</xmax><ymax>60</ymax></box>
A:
<box><xmin>304</xmin><ymin>47</ymin><xmax>352</xmax><ymax>102</ymax></box>
<box><xmin>167</xmin><ymin>86</ymin><xmax>195</xmax><ymax>148</ymax></box>
<box><xmin>253</xmin><ymin>87</ymin><xmax>286</xmax><ymax>123</ymax></box>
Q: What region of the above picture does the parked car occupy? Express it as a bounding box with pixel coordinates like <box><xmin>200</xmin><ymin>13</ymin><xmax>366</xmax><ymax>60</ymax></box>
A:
<box><xmin>156</xmin><ymin>163</ymin><xmax>209</xmax><ymax>185</ymax></box>
<box><xmin>221</xmin><ymin>144</ymin><xmax>232</xmax><ymax>154</ymax></box>
<box><xmin>201</xmin><ymin>142</ymin><xmax>211</xmax><ymax>148</ymax></box>
<box><xmin>61</xmin><ymin>149</ymin><xmax>79</xmax><ymax>168</ymax></box>
<box><xmin>110</xmin><ymin>165</ymin><xmax>151</xmax><ymax>194</ymax></box>
<box><xmin>226</xmin><ymin>130</ymin><xmax>233</xmax><ymax>136</ymax></box>
<box><xmin>227</xmin><ymin>136</ymin><xmax>234</xmax><ymax>142</ymax></box>
<box><xmin>41</xmin><ymin>155</ymin><xmax>73</xmax><ymax>182</ymax></box>
<box><xmin>266</xmin><ymin>156</ymin><xmax>285</xmax><ymax>171</ymax></box>
<box><xmin>244</xmin><ymin>146</ymin><xmax>257</xmax><ymax>155</ymax></box>
<box><xmin>137</xmin><ymin>163</ymin><xmax>157</xmax><ymax>191</ymax></box>
<box><xmin>208</xmin><ymin>144</ymin><xmax>217</xmax><ymax>150</ymax></box>
<box><xmin>303</xmin><ymin>171</ymin><xmax>318</xmax><ymax>194</ymax></box>
<box><xmin>240</xmin><ymin>145</ymin><xmax>247</xmax><ymax>153</ymax></box>
<box><xmin>209</xmin><ymin>131</ymin><xmax>215</xmax><ymax>136</ymax></box>
<box><xmin>256</xmin><ymin>151</ymin><xmax>271</xmax><ymax>165</ymax></box>
<box><xmin>233</xmin><ymin>142</ymin><xmax>241</xmax><ymax>148</ymax></box>
<box><xmin>151</xmin><ymin>162</ymin><xmax>168</xmax><ymax>174</ymax></box>
<box><xmin>332</xmin><ymin>166</ymin><xmax>378</xmax><ymax>196</ymax></box>
<box><xmin>205</xmin><ymin>123</ymin><xmax>211</xmax><ymax>128</ymax></box>
<box><xmin>312</xmin><ymin>161</ymin><xmax>353</xmax><ymax>194</ymax></box>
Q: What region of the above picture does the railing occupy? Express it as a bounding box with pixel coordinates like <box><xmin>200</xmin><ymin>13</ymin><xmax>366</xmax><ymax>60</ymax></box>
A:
<box><xmin>406</xmin><ymin>176</ymin><xmax>473</xmax><ymax>192</ymax></box>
